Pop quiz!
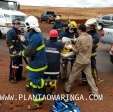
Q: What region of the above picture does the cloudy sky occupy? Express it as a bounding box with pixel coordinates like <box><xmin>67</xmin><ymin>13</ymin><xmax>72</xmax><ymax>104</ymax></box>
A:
<box><xmin>16</xmin><ymin>0</ymin><xmax>113</xmax><ymax>7</ymax></box>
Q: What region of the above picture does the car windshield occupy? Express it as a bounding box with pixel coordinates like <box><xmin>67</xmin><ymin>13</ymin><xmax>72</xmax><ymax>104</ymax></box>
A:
<box><xmin>12</xmin><ymin>15</ymin><xmax>26</xmax><ymax>22</ymax></box>
<box><xmin>0</xmin><ymin>1</ymin><xmax>17</xmax><ymax>10</ymax></box>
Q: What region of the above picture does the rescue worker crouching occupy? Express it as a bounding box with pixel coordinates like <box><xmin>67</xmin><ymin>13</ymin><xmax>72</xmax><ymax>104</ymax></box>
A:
<box><xmin>44</xmin><ymin>29</ymin><xmax>64</xmax><ymax>94</ymax></box>
<box><xmin>6</xmin><ymin>19</ymin><xmax>24</xmax><ymax>83</ymax></box>
<box><xmin>22</xmin><ymin>16</ymin><xmax>47</xmax><ymax>109</ymax></box>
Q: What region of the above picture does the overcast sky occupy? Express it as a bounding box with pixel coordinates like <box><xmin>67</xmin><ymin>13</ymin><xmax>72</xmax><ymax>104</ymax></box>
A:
<box><xmin>16</xmin><ymin>0</ymin><xmax>113</xmax><ymax>7</ymax></box>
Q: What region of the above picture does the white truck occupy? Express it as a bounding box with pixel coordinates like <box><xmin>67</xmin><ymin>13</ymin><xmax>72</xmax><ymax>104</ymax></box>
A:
<box><xmin>0</xmin><ymin>0</ymin><xmax>27</xmax><ymax>38</ymax></box>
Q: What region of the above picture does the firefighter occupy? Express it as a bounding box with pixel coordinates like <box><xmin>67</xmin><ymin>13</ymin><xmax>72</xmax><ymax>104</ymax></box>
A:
<box><xmin>23</xmin><ymin>16</ymin><xmax>47</xmax><ymax>109</ymax></box>
<box><xmin>60</xmin><ymin>20</ymin><xmax>79</xmax><ymax>39</ymax></box>
<box><xmin>64</xmin><ymin>24</ymin><xmax>99</xmax><ymax>97</ymax></box>
<box><xmin>53</xmin><ymin>15</ymin><xmax>65</xmax><ymax>36</ymax></box>
<box><xmin>6</xmin><ymin>19</ymin><xmax>23</xmax><ymax>83</ymax></box>
<box><xmin>60</xmin><ymin>21</ymin><xmax>78</xmax><ymax>80</ymax></box>
<box><xmin>44</xmin><ymin>29</ymin><xmax>64</xmax><ymax>94</ymax></box>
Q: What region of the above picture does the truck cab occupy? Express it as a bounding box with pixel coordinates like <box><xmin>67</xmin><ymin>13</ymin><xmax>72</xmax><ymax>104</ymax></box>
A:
<box><xmin>40</xmin><ymin>11</ymin><xmax>56</xmax><ymax>23</ymax></box>
<box><xmin>0</xmin><ymin>0</ymin><xmax>27</xmax><ymax>38</ymax></box>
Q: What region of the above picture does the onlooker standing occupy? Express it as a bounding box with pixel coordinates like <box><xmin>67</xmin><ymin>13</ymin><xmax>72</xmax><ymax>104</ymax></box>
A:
<box><xmin>6</xmin><ymin>19</ymin><xmax>23</xmax><ymax>83</ymax></box>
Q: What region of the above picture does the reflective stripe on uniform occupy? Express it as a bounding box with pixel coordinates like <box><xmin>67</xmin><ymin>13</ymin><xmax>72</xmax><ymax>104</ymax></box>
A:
<box><xmin>22</xmin><ymin>50</ymin><xmax>25</xmax><ymax>57</ymax></box>
<box><xmin>12</xmin><ymin>65</ymin><xmax>19</xmax><ymax>69</ymax></box>
<box><xmin>10</xmin><ymin>51</ymin><xmax>22</xmax><ymax>57</ymax></box>
<box><xmin>26</xmin><ymin>65</ymin><xmax>47</xmax><ymax>72</ymax></box>
<box><xmin>29</xmin><ymin>79</ymin><xmax>45</xmax><ymax>89</ymax></box>
<box><xmin>22</xmin><ymin>44</ymin><xmax>45</xmax><ymax>57</ymax></box>
<box><xmin>46</xmin><ymin>50</ymin><xmax>60</xmax><ymax>54</ymax></box>
<box><xmin>91</xmin><ymin>53</ymin><xmax>96</xmax><ymax>57</ymax></box>
<box><xmin>19</xmin><ymin>64</ymin><xmax>23</xmax><ymax>66</ymax></box>
<box><xmin>38</xmin><ymin>79</ymin><xmax>45</xmax><ymax>89</ymax></box>
<box><xmin>36</xmin><ymin>44</ymin><xmax>45</xmax><ymax>51</ymax></box>
<box><xmin>9</xmin><ymin>45</ymin><xmax>14</xmax><ymax>49</ymax></box>
<box><xmin>30</xmin><ymin>82</ymin><xmax>37</xmax><ymax>89</ymax></box>
<box><xmin>44</xmin><ymin>72</ymin><xmax>60</xmax><ymax>75</ymax></box>
<box><xmin>10</xmin><ymin>54</ymin><xmax>16</xmax><ymax>57</ymax></box>
<box><xmin>10</xmin><ymin>54</ymin><xmax>20</xmax><ymax>57</ymax></box>
<box><xmin>49</xmin><ymin>80</ymin><xmax>57</xmax><ymax>89</ymax></box>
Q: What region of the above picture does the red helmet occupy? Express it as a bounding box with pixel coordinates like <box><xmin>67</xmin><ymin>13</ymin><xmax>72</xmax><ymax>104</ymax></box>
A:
<box><xmin>49</xmin><ymin>29</ymin><xmax>58</xmax><ymax>38</ymax></box>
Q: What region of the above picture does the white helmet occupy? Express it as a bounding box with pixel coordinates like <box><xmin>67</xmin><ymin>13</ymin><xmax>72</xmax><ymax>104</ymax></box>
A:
<box><xmin>55</xmin><ymin>15</ymin><xmax>60</xmax><ymax>20</ymax></box>
<box><xmin>85</xmin><ymin>18</ymin><xmax>101</xmax><ymax>30</ymax></box>
<box><xmin>85</xmin><ymin>18</ymin><xmax>97</xmax><ymax>27</ymax></box>
<box><xmin>25</xmin><ymin>16</ymin><xmax>41</xmax><ymax>32</ymax></box>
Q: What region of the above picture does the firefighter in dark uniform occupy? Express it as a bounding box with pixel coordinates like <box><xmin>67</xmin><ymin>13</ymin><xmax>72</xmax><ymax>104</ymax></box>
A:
<box><xmin>59</xmin><ymin>21</ymin><xmax>78</xmax><ymax>80</ymax></box>
<box><xmin>6</xmin><ymin>19</ymin><xmax>23</xmax><ymax>83</ymax></box>
<box><xmin>23</xmin><ymin>16</ymin><xmax>47</xmax><ymax>109</ymax></box>
<box><xmin>52</xmin><ymin>15</ymin><xmax>65</xmax><ymax>36</ymax></box>
<box><xmin>60</xmin><ymin>21</ymin><xmax>79</xmax><ymax>39</ymax></box>
<box><xmin>44</xmin><ymin>29</ymin><xmax>64</xmax><ymax>94</ymax></box>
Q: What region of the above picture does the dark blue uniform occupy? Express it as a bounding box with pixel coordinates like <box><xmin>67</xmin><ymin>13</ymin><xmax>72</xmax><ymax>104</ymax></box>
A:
<box><xmin>45</xmin><ymin>39</ymin><xmax>63</xmax><ymax>76</ymax></box>
<box><xmin>60</xmin><ymin>28</ymin><xmax>79</xmax><ymax>39</ymax></box>
<box><xmin>53</xmin><ymin>20</ymin><xmax>65</xmax><ymax>37</ymax></box>
<box><xmin>53</xmin><ymin>21</ymin><xmax>64</xmax><ymax>30</ymax></box>
<box><xmin>6</xmin><ymin>27</ymin><xmax>23</xmax><ymax>81</ymax></box>
<box><xmin>44</xmin><ymin>38</ymin><xmax>63</xmax><ymax>93</ymax></box>
<box><xmin>23</xmin><ymin>31</ymin><xmax>47</xmax><ymax>104</ymax></box>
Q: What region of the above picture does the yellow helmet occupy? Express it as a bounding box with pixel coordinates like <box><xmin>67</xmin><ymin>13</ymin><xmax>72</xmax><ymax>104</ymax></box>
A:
<box><xmin>68</xmin><ymin>21</ymin><xmax>77</xmax><ymax>29</ymax></box>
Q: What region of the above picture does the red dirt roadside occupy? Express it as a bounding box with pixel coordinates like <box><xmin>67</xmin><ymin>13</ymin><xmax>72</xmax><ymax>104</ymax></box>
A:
<box><xmin>0</xmin><ymin>23</ymin><xmax>113</xmax><ymax>112</ymax></box>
